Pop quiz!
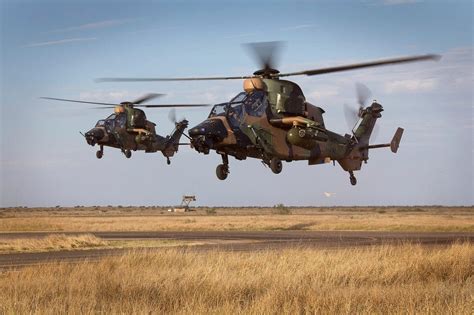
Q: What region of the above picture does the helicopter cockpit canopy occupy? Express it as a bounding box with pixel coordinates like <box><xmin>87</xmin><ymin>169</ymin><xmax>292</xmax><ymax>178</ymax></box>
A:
<box><xmin>208</xmin><ymin>91</ymin><xmax>268</xmax><ymax>120</ymax></box>
<box><xmin>95</xmin><ymin>113</ymin><xmax>126</xmax><ymax>133</ymax></box>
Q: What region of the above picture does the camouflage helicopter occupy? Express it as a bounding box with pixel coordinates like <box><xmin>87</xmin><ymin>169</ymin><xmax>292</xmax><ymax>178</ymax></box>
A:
<box><xmin>99</xmin><ymin>43</ymin><xmax>440</xmax><ymax>185</ymax></box>
<box><xmin>41</xmin><ymin>94</ymin><xmax>208</xmax><ymax>164</ymax></box>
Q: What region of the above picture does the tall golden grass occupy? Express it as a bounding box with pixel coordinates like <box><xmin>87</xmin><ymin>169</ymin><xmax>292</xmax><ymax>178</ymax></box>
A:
<box><xmin>1</xmin><ymin>212</ymin><xmax>473</xmax><ymax>232</ymax></box>
<box><xmin>0</xmin><ymin>234</ymin><xmax>105</xmax><ymax>253</ymax></box>
<box><xmin>1</xmin><ymin>243</ymin><xmax>472</xmax><ymax>314</ymax></box>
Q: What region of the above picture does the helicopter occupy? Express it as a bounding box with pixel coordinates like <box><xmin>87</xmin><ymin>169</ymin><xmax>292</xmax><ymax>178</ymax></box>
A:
<box><xmin>99</xmin><ymin>42</ymin><xmax>440</xmax><ymax>185</ymax></box>
<box><xmin>41</xmin><ymin>93</ymin><xmax>208</xmax><ymax>164</ymax></box>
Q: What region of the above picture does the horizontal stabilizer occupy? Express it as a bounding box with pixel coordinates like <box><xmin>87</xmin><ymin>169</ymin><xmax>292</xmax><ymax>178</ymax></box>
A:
<box><xmin>390</xmin><ymin>127</ymin><xmax>404</xmax><ymax>153</ymax></box>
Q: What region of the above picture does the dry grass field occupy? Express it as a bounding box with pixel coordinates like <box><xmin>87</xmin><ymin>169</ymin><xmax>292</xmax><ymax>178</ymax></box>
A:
<box><xmin>1</xmin><ymin>206</ymin><xmax>472</xmax><ymax>232</ymax></box>
<box><xmin>0</xmin><ymin>234</ymin><xmax>105</xmax><ymax>253</ymax></box>
<box><xmin>0</xmin><ymin>243</ymin><xmax>472</xmax><ymax>314</ymax></box>
<box><xmin>0</xmin><ymin>234</ymin><xmax>204</xmax><ymax>253</ymax></box>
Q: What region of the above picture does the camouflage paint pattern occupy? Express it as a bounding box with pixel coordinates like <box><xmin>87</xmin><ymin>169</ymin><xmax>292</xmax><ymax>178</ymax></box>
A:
<box><xmin>188</xmin><ymin>77</ymin><xmax>383</xmax><ymax>173</ymax></box>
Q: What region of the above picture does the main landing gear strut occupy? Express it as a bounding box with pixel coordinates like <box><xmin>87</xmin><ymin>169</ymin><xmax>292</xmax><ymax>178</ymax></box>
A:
<box><xmin>349</xmin><ymin>171</ymin><xmax>357</xmax><ymax>186</ymax></box>
<box><xmin>216</xmin><ymin>154</ymin><xmax>230</xmax><ymax>180</ymax></box>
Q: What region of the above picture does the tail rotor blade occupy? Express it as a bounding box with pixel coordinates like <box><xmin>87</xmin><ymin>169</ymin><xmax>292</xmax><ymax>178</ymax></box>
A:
<box><xmin>344</xmin><ymin>103</ymin><xmax>359</xmax><ymax>131</ymax></box>
<box><xmin>168</xmin><ymin>108</ymin><xmax>177</xmax><ymax>123</ymax></box>
<box><xmin>355</xmin><ymin>82</ymin><xmax>371</xmax><ymax>109</ymax></box>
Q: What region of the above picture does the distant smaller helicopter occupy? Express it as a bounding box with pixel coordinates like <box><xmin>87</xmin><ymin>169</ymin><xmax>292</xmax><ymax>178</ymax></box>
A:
<box><xmin>41</xmin><ymin>94</ymin><xmax>209</xmax><ymax>164</ymax></box>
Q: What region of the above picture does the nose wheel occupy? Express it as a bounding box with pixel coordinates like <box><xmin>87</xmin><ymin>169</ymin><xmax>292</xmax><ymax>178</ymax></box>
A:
<box><xmin>349</xmin><ymin>171</ymin><xmax>357</xmax><ymax>186</ymax></box>
<box><xmin>124</xmin><ymin>150</ymin><xmax>132</xmax><ymax>159</ymax></box>
<box><xmin>216</xmin><ymin>164</ymin><xmax>229</xmax><ymax>180</ymax></box>
<box><xmin>216</xmin><ymin>154</ymin><xmax>229</xmax><ymax>180</ymax></box>
<box><xmin>96</xmin><ymin>146</ymin><xmax>104</xmax><ymax>159</ymax></box>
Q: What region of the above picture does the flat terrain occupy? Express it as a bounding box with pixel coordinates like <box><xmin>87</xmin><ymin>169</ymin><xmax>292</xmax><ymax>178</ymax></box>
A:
<box><xmin>0</xmin><ymin>230</ymin><xmax>472</xmax><ymax>269</ymax></box>
<box><xmin>0</xmin><ymin>207</ymin><xmax>472</xmax><ymax>313</ymax></box>
<box><xmin>1</xmin><ymin>243</ymin><xmax>472</xmax><ymax>314</ymax></box>
<box><xmin>1</xmin><ymin>206</ymin><xmax>472</xmax><ymax>232</ymax></box>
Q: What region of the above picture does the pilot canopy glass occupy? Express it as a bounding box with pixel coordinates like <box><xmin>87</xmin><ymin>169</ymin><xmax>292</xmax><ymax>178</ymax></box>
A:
<box><xmin>95</xmin><ymin>113</ymin><xmax>126</xmax><ymax>130</ymax></box>
<box><xmin>208</xmin><ymin>91</ymin><xmax>267</xmax><ymax>119</ymax></box>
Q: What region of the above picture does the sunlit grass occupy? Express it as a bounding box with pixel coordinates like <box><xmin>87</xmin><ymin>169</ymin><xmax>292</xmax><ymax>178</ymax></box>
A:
<box><xmin>1</xmin><ymin>243</ymin><xmax>472</xmax><ymax>314</ymax></box>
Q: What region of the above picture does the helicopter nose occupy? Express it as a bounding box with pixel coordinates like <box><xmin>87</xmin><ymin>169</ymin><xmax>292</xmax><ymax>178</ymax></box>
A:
<box><xmin>84</xmin><ymin>128</ymin><xmax>105</xmax><ymax>145</ymax></box>
<box><xmin>188</xmin><ymin>126</ymin><xmax>206</xmax><ymax>137</ymax></box>
<box><xmin>189</xmin><ymin>119</ymin><xmax>228</xmax><ymax>140</ymax></box>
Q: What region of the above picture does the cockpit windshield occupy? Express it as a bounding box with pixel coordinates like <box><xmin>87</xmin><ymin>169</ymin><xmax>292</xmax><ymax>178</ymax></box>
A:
<box><xmin>230</xmin><ymin>92</ymin><xmax>247</xmax><ymax>104</ymax></box>
<box><xmin>208</xmin><ymin>91</ymin><xmax>267</xmax><ymax>119</ymax></box>
<box><xmin>208</xmin><ymin>103</ymin><xmax>227</xmax><ymax>118</ymax></box>
<box><xmin>243</xmin><ymin>90</ymin><xmax>266</xmax><ymax>117</ymax></box>
<box><xmin>95</xmin><ymin>113</ymin><xmax>126</xmax><ymax>131</ymax></box>
<box><xmin>96</xmin><ymin>114</ymin><xmax>115</xmax><ymax>127</ymax></box>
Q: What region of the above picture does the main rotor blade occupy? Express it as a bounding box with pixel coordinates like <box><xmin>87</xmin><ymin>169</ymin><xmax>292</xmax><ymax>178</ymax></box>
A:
<box><xmin>89</xmin><ymin>106</ymin><xmax>116</xmax><ymax>109</ymax></box>
<box><xmin>97</xmin><ymin>75</ymin><xmax>254</xmax><ymax>82</ymax></box>
<box><xmin>243</xmin><ymin>41</ymin><xmax>284</xmax><ymax>72</ymax></box>
<box><xmin>131</xmin><ymin>93</ymin><xmax>165</xmax><ymax>104</ymax></box>
<box><xmin>40</xmin><ymin>97</ymin><xmax>117</xmax><ymax>106</ymax></box>
<box><xmin>277</xmin><ymin>54</ymin><xmax>441</xmax><ymax>78</ymax></box>
<box><xmin>134</xmin><ymin>104</ymin><xmax>211</xmax><ymax>108</ymax></box>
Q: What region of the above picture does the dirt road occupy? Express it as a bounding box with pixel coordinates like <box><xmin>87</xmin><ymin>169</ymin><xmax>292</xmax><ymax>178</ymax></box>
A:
<box><xmin>0</xmin><ymin>231</ymin><xmax>471</xmax><ymax>269</ymax></box>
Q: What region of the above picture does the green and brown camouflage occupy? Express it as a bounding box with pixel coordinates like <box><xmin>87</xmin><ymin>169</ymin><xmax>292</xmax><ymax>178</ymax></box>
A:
<box><xmin>188</xmin><ymin>77</ymin><xmax>403</xmax><ymax>184</ymax></box>
<box><xmin>84</xmin><ymin>104</ymin><xmax>189</xmax><ymax>163</ymax></box>
<box><xmin>95</xmin><ymin>43</ymin><xmax>435</xmax><ymax>184</ymax></box>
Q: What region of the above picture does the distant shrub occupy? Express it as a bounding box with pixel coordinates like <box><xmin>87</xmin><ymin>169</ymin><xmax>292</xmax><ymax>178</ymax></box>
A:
<box><xmin>273</xmin><ymin>204</ymin><xmax>291</xmax><ymax>215</ymax></box>
<box><xmin>206</xmin><ymin>208</ymin><xmax>217</xmax><ymax>215</ymax></box>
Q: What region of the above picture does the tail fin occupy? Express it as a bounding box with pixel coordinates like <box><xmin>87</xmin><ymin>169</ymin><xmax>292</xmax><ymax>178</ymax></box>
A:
<box><xmin>162</xmin><ymin>119</ymin><xmax>189</xmax><ymax>158</ymax></box>
<box><xmin>390</xmin><ymin>127</ymin><xmax>404</xmax><ymax>153</ymax></box>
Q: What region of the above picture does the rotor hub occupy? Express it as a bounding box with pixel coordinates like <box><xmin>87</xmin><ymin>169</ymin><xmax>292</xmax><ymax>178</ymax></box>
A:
<box><xmin>253</xmin><ymin>68</ymin><xmax>280</xmax><ymax>77</ymax></box>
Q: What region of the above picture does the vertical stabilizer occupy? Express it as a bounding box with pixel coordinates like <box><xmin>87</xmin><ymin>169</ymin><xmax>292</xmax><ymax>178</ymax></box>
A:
<box><xmin>162</xmin><ymin>119</ymin><xmax>189</xmax><ymax>158</ymax></box>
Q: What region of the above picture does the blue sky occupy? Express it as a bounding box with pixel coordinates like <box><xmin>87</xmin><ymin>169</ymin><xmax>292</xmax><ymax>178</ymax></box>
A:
<box><xmin>1</xmin><ymin>0</ymin><xmax>472</xmax><ymax>207</ymax></box>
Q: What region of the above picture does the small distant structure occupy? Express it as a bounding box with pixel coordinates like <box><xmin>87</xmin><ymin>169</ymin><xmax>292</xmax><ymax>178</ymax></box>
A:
<box><xmin>172</xmin><ymin>195</ymin><xmax>196</xmax><ymax>212</ymax></box>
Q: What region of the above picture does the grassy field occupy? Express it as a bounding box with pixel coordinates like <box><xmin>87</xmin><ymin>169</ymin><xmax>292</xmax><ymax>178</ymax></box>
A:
<box><xmin>0</xmin><ymin>206</ymin><xmax>472</xmax><ymax>232</ymax></box>
<box><xmin>0</xmin><ymin>243</ymin><xmax>472</xmax><ymax>314</ymax></box>
<box><xmin>0</xmin><ymin>234</ymin><xmax>201</xmax><ymax>253</ymax></box>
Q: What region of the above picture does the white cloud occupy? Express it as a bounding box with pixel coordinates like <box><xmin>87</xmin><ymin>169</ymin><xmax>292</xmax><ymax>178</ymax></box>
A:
<box><xmin>324</xmin><ymin>192</ymin><xmax>336</xmax><ymax>198</ymax></box>
<box><xmin>223</xmin><ymin>32</ymin><xmax>260</xmax><ymax>39</ymax></box>
<box><xmin>50</xmin><ymin>19</ymin><xmax>132</xmax><ymax>33</ymax></box>
<box><xmin>384</xmin><ymin>78</ymin><xmax>438</xmax><ymax>93</ymax></box>
<box><xmin>308</xmin><ymin>86</ymin><xmax>340</xmax><ymax>101</ymax></box>
<box><xmin>79</xmin><ymin>90</ymin><xmax>137</xmax><ymax>103</ymax></box>
<box><xmin>365</xmin><ymin>0</ymin><xmax>420</xmax><ymax>5</ymax></box>
<box><xmin>281</xmin><ymin>24</ymin><xmax>317</xmax><ymax>31</ymax></box>
<box><xmin>24</xmin><ymin>37</ymin><xmax>96</xmax><ymax>47</ymax></box>
<box><xmin>383</xmin><ymin>0</ymin><xmax>419</xmax><ymax>5</ymax></box>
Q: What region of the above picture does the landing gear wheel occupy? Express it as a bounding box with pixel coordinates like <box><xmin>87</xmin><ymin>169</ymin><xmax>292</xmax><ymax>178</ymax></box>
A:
<box><xmin>216</xmin><ymin>164</ymin><xmax>229</xmax><ymax>180</ymax></box>
<box><xmin>96</xmin><ymin>150</ymin><xmax>103</xmax><ymax>159</ymax></box>
<box><xmin>349</xmin><ymin>172</ymin><xmax>357</xmax><ymax>186</ymax></box>
<box><xmin>166</xmin><ymin>157</ymin><xmax>171</xmax><ymax>165</ymax></box>
<box><xmin>270</xmin><ymin>157</ymin><xmax>282</xmax><ymax>174</ymax></box>
<box><xmin>124</xmin><ymin>150</ymin><xmax>132</xmax><ymax>159</ymax></box>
